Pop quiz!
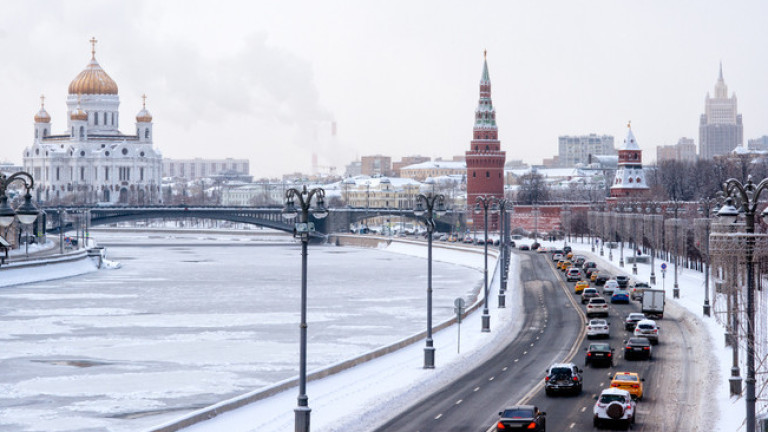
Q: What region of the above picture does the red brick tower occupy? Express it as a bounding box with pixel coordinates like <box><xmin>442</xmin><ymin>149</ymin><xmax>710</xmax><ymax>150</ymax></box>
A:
<box><xmin>466</xmin><ymin>51</ymin><xmax>506</xmax><ymax>230</ymax></box>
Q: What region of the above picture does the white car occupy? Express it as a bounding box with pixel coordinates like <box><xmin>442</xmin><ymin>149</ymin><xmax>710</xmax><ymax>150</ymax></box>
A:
<box><xmin>586</xmin><ymin>319</ymin><xmax>610</xmax><ymax>339</ymax></box>
<box><xmin>633</xmin><ymin>319</ymin><xmax>660</xmax><ymax>344</ymax></box>
<box><xmin>593</xmin><ymin>388</ymin><xmax>636</xmax><ymax>429</ymax></box>
<box><xmin>586</xmin><ymin>297</ymin><xmax>609</xmax><ymax>318</ymax></box>
<box><xmin>603</xmin><ymin>279</ymin><xmax>620</xmax><ymax>295</ymax></box>
<box><xmin>552</xmin><ymin>253</ymin><xmax>564</xmax><ymax>262</ymax></box>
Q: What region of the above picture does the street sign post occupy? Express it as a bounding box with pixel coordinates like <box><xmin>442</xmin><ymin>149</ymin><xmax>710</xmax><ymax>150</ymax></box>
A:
<box><xmin>660</xmin><ymin>263</ymin><xmax>667</xmax><ymax>292</ymax></box>
<box><xmin>454</xmin><ymin>297</ymin><xmax>466</xmax><ymax>353</ymax></box>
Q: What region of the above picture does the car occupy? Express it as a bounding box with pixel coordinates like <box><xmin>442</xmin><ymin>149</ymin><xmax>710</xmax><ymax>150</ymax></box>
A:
<box><xmin>463</xmin><ymin>236</ymin><xmax>474</xmax><ymax>243</ymax></box>
<box><xmin>566</xmin><ymin>268</ymin><xmax>583</xmax><ymax>282</ymax></box>
<box><xmin>595</xmin><ymin>274</ymin><xmax>610</xmax><ymax>286</ymax></box>
<box><xmin>586</xmin><ymin>297</ymin><xmax>609</xmax><ymax>318</ymax></box>
<box><xmin>552</xmin><ymin>253</ymin><xmax>564</xmax><ymax>262</ymax></box>
<box><xmin>573</xmin><ymin>256</ymin><xmax>586</xmax><ymax>268</ymax></box>
<box><xmin>615</xmin><ymin>275</ymin><xmax>630</xmax><ymax>288</ymax></box>
<box><xmin>583</xmin><ymin>261</ymin><xmax>597</xmax><ymax>270</ymax></box>
<box><xmin>590</xmin><ymin>270</ymin><xmax>600</xmax><ymax>282</ymax></box>
<box><xmin>581</xmin><ymin>287</ymin><xmax>600</xmax><ymax>304</ymax></box>
<box><xmin>587</xmin><ymin>318</ymin><xmax>610</xmax><ymax>339</ymax></box>
<box><xmin>624</xmin><ymin>337</ymin><xmax>653</xmax><ymax>360</ymax></box>
<box><xmin>593</xmin><ymin>388</ymin><xmax>636</xmax><ymax>429</ymax></box>
<box><xmin>584</xmin><ymin>266</ymin><xmax>598</xmax><ymax>278</ymax></box>
<box><xmin>495</xmin><ymin>405</ymin><xmax>546</xmax><ymax>431</ymax></box>
<box><xmin>510</xmin><ymin>240</ymin><xmax>516</xmax><ymax>247</ymax></box>
<box><xmin>610</xmin><ymin>372</ymin><xmax>644</xmax><ymax>400</ymax></box>
<box><xmin>544</xmin><ymin>362</ymin><xmax>583</xmax><ymax>396</ymax></box>
<box><xmin>630</xmin><ymin>282</ymin><xmax>651</xmax><ymax>301</ymax></box>
<box><xmin>611</xmin><ymin>289</ymin><xmax>630</xmax><ymax>303</ymax></box>
<box><xmin>585</xmin><ymin>342</ymin><xmax>614</xmax><ymax>367</ymax></box>
<box><xmin>519</xmin><ymin>244</ymin><xmax>530</xmax><ymax>251</ymax></box>
<box><xmin>537</xmin><ymin>246</ymin><xmax>548</xmax><ymax>253</ymax></box>
<box><xmin>603</xmin><ymin>279</ymin><xmax>620</xmax><ymax>295</ymax></box>
<box><xmin>575</xmin><ymin>280</ymin><xmax>590</xmax><ymax>295</ymax></box>
<box><xmin>624</xmin><ymin>312</ymin><xmax>646</xmax><ymax>331</ymax></box>
<box><xmin>633</xmin><ymin>319</ymin><xmax>660</xmax><ymax>344</ymax></box>
<box><xmin>531</xmin><ymin>242</ymin><xmax>540</xmax><ymax>250</ymax></box>
<box><xmin>563</xmin><ymin>245</ymin><xmax>572</xmax><ymax>254</ymax></box>
<box><xmin>566</xmin><ymin>251</ymin><xmax>574</xmax><ymax>259</ymax></box>
<box><xmin>560</xmin><ymin>261</ymin><xmax>572</xmax><ymax>272</ymax></box>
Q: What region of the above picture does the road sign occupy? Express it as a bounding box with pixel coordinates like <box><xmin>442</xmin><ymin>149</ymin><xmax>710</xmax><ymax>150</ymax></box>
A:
<box><xmin>454</xmin><ymin>297</ymin><xmax>466</xmax><ymax>354</ymax></box>
<box><xmin>660</xmin><ymin>263</ymin><xmax>667</xmax><ymax>270</ymax></box>
<box><xmin>454</xmin><ymin>298</ymin><xmax>466</xmax><ymax>308</ymax></box>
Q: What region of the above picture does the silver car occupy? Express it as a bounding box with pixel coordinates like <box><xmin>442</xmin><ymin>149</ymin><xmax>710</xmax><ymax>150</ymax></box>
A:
<box><xmin>633</xmin><ymin>319</ymin><xmax>660</xmax><ymax>344</ymax></box>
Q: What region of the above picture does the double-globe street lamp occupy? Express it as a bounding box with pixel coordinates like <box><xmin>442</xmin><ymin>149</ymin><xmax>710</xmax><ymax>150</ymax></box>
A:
<box><xmin>0</xmin><ymin>172</ymin><xmax>40</xmax><ymax>257</ymax></box>
<box><xmin>717</xmin><ymin>176</ymin><xmax>768</xmax><ymax>432</ymax></box>
<box><xmin>698</xmin><ymin>197</ymin><xmax>719</xmax><ymax>317</ymax></box>
<box><xmin>475</xmin><ymin>195</ymin><xmax>499</xmax><ymax>333</ymax></box>
<box><xmin>497</xmin><ymin>198</ymin><xmax>512</xmax><ymax>308</ymax></box>
<box><xmin>281</xmin><ymin>185</ymin><xmax>328</xmax><ymax>432</ymax></box>
<box><xmin>414</xmin><ymin>192</ymin><xmax>447</xmax><ymax>369</ymax></box>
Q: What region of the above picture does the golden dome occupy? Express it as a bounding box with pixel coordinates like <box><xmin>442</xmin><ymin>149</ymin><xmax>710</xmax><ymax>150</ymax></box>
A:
<box><xmin>136</xmin><ymin>94</ymin><xmax>153</xmax><ymax>122</ymax></box>
<box><xmin>34</xmin><ymin>95</ymin><xmax>51</xmax><ymax>123</ymax></box>
<box><xmin>71</xmin><ymin>96</ymin><xmax>88</xmax><ymax>121</ymax></box>
<box><xmin>68</xmin><ymin>38</ymin><xmax>118</xmax><ymax>95</ymax></box>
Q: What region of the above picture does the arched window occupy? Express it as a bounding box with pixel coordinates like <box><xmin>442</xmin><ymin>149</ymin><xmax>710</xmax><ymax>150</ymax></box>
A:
<box><xmin>486</xmin><ymin>145</ymin><xmax>489</xmax><ymax>150</ymax></box>
<box><xmin>103</xmin><ymin>112</ymin><xmax>107</xmax><ymax>125</ymax></box>
<box><xmin>43</xmin><ymin>128</ymin><xmax>48</xmax><ymax>137</ymax></box>
<box><xmin>79</xmin><ymin>126</ymin><xmax>85</xmax><ymax>138</ymax></box>
<box><xmin>472</xmin><ymin>171</ymin><xmax>476</xmax><ymax>178</ymax></box>
<box><xmin>94</xmin><ymin>112</ymin><xmax>98</xmax><ymax>125</ymax></box>
<box><xmin>71</xmin><ymin>127</ymin><xmax>75</xmax><ymax>136</ymax></box>
<box><xmin>486</xmin><ymin>171</ymin><xmax>490</xmax><ymax>178</ymax></box>
<box><xmin>35</xmin><ymin>129</ymin><xmax>38</xmax><ymax>139</ymax></box>
<box><xmin>145</xmin><ymin>129</ymin><xmax>150</xmax><ymax>139</ymax></box>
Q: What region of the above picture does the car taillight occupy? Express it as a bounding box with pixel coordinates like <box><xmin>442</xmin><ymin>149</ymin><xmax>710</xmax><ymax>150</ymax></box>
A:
<box><xmin>644</xmin><ymin>347</ymin><xmax>650</xmax><ymax>350</ymax></box>
<box><xmin>573</xmin><ymin>376</ymin><xmax>579</xmax><ymax>382</ymax></box>
<box><xmin>626</xmin><ymin>346</ymin><xmax>631</xmax><ymax>350</ymax></box>
<box><xmin>607</xmin><ymin>352</ymin><xmax>612</xmax><ymax>357</ymax></box>
<box><xmin>587</xmin><ymin>352</ymin><xmax>592</xmax><ymax>357</ymax></box>
<box><xmin>611</xmin><ymin>383</ymin><xmax>617</xmax><ymax>387</ymax></box>
<box><xmin>545</xmin><ymin>376</ymin><xmax>550</xmax><ymax>381</ymax></box>
<box><xmin>497</xmin><ymin>421</ymin><xmax>505</xmax><ymax>429</ymax></box>
<box><xmin>526</xmin><ymin>422</ymin><xmax>537</xmax><ymax>429</ymax></box>
<box><xmin>653</xmin><ymin>329</ymin><xmax>658</xmax><ymax>333</ymax></box>
<box><xmin>632</xmin><ymin>384</ymin><xmax>639</xmax><ymax>388</ymax></box>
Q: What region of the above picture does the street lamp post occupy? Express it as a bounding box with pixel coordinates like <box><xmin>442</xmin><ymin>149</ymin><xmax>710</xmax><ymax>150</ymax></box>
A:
<box><xmin>414</xmin><ymin>192</ymin><xmax>447</xmax><ymax>369</ymax></box>
<box><xmin>717</xmin><ymin>176</ymin><xmax>768</xmax><ymax>432</ymax></box>
<box><xmin>666</xmin><ymin>202</ymin><xmax>685</xmax><ymax>299</ymax></box>
<box><xmin>645</xmin><ymin>204</ymin><xmax>661</xmax><ymax>285</ymax></box>
<box><xmin>497</xmin><ymin>199</ymin><xmax>512</xmax><ymax>308</ymax></box>
<box><xmin>698</xmin><ymin>198</ymin><xmax>718</xmax><ymax>317</ymax></box>
<box><xmin>0</xmin><ymin>173</ymin><xmax>40</xmax><ymax>254</ymax></box>
<box><xmin>281</xmin><ymin>185</ymin><xmax>329</xmax><ymax>432</ymax></box>
<box><xmin>475</xmin><ymin>195</ymin><xmax>499</xmax><ymax>333</ymax></box>
<box><xmin>562</xmin><ymin>204</ymin><xmax>571</xmax><ymax>249</ymax></box>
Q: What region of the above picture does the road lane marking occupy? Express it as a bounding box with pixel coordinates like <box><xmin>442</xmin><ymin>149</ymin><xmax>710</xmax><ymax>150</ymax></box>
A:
<box><xmin>489</xmin><ymin>376</ymin><xmax>495</xmax><ymax>381</ymax></box>
<box><xmin>514</xmin><ymin>358</ymin><xmax>519</xmax><ymax>362</ymax></box>
<box><xmin>570</xmin><ymin>422</ymin><xmax>576</xmax><ymax>429</ymax></box>
<box><xmin>523</xmin><ymin>351</ymin><xmax>528</xmax><ymax>355</ymax></box>
<box><xmin>502</xmin><ymin>367</ymin><xmax>508</xmax><ymax>371</ymax></box>
<box><xmin>581</xmin><ymin>406</ymin><xmax>587</xmax><ymax>412</ymax></box>
<box><xmin>456</xmin><ymin>399</ymin><xmax>463</xmax><ymax>405</ymax></box>
<box><xmin>474</xmin><ymin>387</ymin><xmax>480</xmax><ymax>392</ymax></box>
<box><xmin>435</xmin><ymin>414</ymin><xmax>442</xmax><ymax>420</ymax></box>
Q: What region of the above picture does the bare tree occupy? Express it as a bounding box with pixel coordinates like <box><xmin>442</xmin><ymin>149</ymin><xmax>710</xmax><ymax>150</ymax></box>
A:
<box><xmin>515</xmin><ymin>172</ymin><xmax>551</xmax><ymax>204</ymax></box>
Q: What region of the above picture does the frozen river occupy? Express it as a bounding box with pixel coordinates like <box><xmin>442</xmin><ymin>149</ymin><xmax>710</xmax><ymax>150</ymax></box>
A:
<box><xmin>0</xmin><ymin>230</ymin><xmax>483</xmax><ymax>432</ymax></box>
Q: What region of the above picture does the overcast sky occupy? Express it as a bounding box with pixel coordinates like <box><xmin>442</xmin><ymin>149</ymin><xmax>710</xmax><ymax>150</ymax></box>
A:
<box><xmin>1</xmin><ymin>1</ymin><xmax>767</xmax><ymax>178</ymax></box>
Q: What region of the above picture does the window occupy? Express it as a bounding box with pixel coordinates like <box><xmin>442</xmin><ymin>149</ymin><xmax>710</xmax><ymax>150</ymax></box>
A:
<box><xmin>105</xmin><ymin>167</ymin><xmax>109</xmax><ymax>181</ymax></box>
<box><xmin>486</xmin><ymin>171</ymin><xmax>490</xmax><ymax>178</ymax></box>
<box><xmin>80</xmin><ymin>167</ymin><xmax>85</xmax><ymax>181</ymax></box>
<box><xmin>35</xmin><ymin>129</ymin><xmax>38</xmax><ymax>138</ymax></box>
<box><xmin>56</xmin><ymin>167</ymin><xmax>60</xmax><ymax>181</ymax></box>
<box><xmin>473</xmin><ymin>171</ymin><xmax>476</xmax><ymax>178</ymax></box>
<box><xmin>43</xmin><ymin>128</ymin><xmax>48</xmax><ymax>137</ymax></box>
<box><xmin>94</xmin><ymin>112</ymin><xmax>98</xmax><ymax>125</ymax></box>
<box><xmin>145</xmin><ymin>129</ymin><xmax>149</xmax><ymax>139</ymax></box>
<box><xmin>140</xmin><ymin>167</ymin><xmax>144</xmax><ymax>181</ymax></box>
<box><xmin>94</xmin><ymin>167</ymin><xmax>98</xmax><ymax>181</ymax></box>
<box><xmin>79</xmin><ymin>126</ymin><xmax>85</xmax><ymax>138</ymax></box>
<box><xmin>104</xmin><ymin>112</ymin><xmax>107</xmax><ymax>125</ymax></box>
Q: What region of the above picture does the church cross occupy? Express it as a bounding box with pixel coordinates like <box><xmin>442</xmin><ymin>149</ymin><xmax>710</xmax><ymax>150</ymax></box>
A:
<box><xmin>90</xmin><ymin>37</ymin><xmax>98</xmax><ymax>58</ymax></box>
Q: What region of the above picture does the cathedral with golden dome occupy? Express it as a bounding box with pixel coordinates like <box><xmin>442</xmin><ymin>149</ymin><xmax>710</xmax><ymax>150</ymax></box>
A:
<box><xmin>23</xmin><ymin>38</ymin><xmax>163</xmax><ymax>204</ymax></box>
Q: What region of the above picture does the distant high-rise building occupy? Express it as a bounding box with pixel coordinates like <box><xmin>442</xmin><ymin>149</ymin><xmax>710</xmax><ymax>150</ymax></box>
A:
<box><xmin>656</xmin><ymin>137</ymin><xmax>697</xmax><ymax>163</ymax></box>
<box><xmin>699</xmin><ymin>63</ymin><xmax>743</xmax><ymax>159</ymax></box>
<box><xmin>163</xmin><ymin>158</ymin><xmax>249</xmax><ymax>180</ymax></box>
<box><xmin>557</xmin><ymin>134</ymin><xmax>616</xmax><ymax>167</ymax></box>
<box><xmin>465</xmin><ymin>51</ymin><xmax>505</xmax><ymax>230</ymax></box>
<box><xmin>747</xmin><ymin>136</ymin><xmax>768</xmax><ymax>152</ymax></box>
<box><xmin>360</xmin><ymin>155</ymin><xmax>392</xmax><ymax>177</ymax></box>
<box><xmin>610</xmin><ymin>124</ymin><xmax>649</xmax><ymax>199</ymax></box>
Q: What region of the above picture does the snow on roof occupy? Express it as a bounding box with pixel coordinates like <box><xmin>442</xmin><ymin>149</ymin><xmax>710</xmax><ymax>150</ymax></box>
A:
<box><xmin>621</xmin><ymin>128</ymin><xmax>641</xmax><ymax>151</ymax></box>
<box><xmin>401</xmin><ymin>161</ymin><xmax>466</xmax><ymax>170</ymax></box>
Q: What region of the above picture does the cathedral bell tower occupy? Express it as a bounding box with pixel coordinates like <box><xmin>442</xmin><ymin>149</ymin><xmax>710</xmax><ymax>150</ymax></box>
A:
<box><xmin>465</xmin><ymin>51</ymin><xmax>506</xmax><ymax>230</ymax></box>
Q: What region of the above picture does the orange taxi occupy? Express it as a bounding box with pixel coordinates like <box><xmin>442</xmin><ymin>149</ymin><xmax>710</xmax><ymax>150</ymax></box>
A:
<box><xmin>610</xmin><ymin>372</ymin><xmax>644</xmax><ymax>400</ymax></box>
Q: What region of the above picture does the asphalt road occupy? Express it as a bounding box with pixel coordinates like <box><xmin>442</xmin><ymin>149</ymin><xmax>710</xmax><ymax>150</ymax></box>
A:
<box><xmin>374</xmin><ymin>251</ymin><xmax>584</xmax><ymax>432</ymax></box>
<box><xmin>374</xmin><ymin>249</ymin><xmax>707</xmax><ymax>432</ymax></box>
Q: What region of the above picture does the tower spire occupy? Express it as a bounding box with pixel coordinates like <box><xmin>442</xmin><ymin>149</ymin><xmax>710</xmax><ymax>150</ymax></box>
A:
<box><xmin>719</xmin><ymin>61</ymin><xmax>723</xmax><ymax>81</ymax></box>
<box><xmin>90</xmin><ymin>37</ymin><xmax>98</xmax><ymax>59</ymax></box>
<box><xmin>40</xmin><ymin>94</ymin><xmax>45</xmax><ymax>109</ymax></box>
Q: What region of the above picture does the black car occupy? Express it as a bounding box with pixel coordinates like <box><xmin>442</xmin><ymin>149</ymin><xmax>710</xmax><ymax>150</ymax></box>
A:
<box><xmin>531</xmin><ymin>242</ymin><xmax>540</xmax><ymax>250</ymax></box>
<box><xmin>585</xmin><ymin>342</ymin><xmax>614</xmax><ymax>367</ymax></box>
<box><xmin>584</xmin><ymin>267</ymin><xmax>598</xmax><ymax>279</ymax></box>
<box><xmin>583</xmin><ymin>261</ymin><xmax>597</xmax><ymax>270</ymax></box>
<box><xmin>624</xmin><ymin>337</ymin><xmax>653</xmax><ymax>360</ymax></box>
<box><xmin>496</xmin><ymin>405</ymin><xmax>546</xmax><ymax>431</ymax></box>
<box><xmin>545</xmin><ymin>362</ymin><xmax>583</xmax><ymax>396</ymax></box>
<box><xmin>519</xmin><ymin>244</ymin><xmax>530</xmax><ymax>251</ymax></box>
<box><xmin>616</xmin><ymin>275</ymin><xmax>630</xmax><ymax>288</ymax></box>
<box><xmin>563</xmin><ymin>245</ymin><xmax>572</xmax><ymax>254</ymax></box>
<box><xmin>595</xmin><ymin>274</ymin><xmax>610</xmax><ymax>286</ymax></box>
<box><xmin>624</xmin><ymin>312</ymin><xmax>646</xmax><ymax>331</ymax></box>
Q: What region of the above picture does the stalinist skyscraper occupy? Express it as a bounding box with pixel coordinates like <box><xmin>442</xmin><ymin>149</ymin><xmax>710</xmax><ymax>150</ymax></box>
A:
<box><xmin>699</xmin><ymin>63</ymin><xmax>743</xmax><ymax>159</ymax></box>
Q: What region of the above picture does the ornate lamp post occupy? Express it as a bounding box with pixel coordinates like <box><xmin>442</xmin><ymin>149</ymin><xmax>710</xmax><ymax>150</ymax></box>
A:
<box><xmin>698</xmin><ymin>197</ymin><xmax>718</xmax><ymax>317</ymax></box>
<box><xmin>497</xmin><ymin>198</ymin><xmax>512</xmax><ymax>308</ymax></box>
<box><xmin>281</xmin><ymin>185</ymin><xmax>328</xmax><ymax>432</ymax></box>
<box><xmin>561</xmin><ymin>204</ymin><xmax>571</xmax><ymax>249</ymax></box>
<box><xmin>414</xmin><ymin>191</ymin><xmax>447</xmax><ymax>369</ymax></box>
<box><xmin>0</xmin><ymin>173</ymin><xmax>40</xmax><ymax>252</ymax></box>
<box><xmin>717</xmin><ymin>176</ymin><xmax>768</xmax><ymax>432</ymax></box>
<box><xmin>475</xmin><ymin>195</ymin><xmax>499</xmax><ymax>333</ymax></box>
<box><xmin>645</xmin><ymin>204</ymin><xmax>662</xmax><ymax>285</ymax></box>
<box><xmin>666</xmin><ymin>201</ymin><xmax>685</xmax><ymax>299</ymax></box>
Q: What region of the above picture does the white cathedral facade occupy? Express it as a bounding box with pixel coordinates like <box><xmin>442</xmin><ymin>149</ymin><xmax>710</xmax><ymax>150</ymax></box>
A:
<box><xmin>23</xmin><ymin>39</ymin><xmax>163</xmax><ymax>205</ymax></box>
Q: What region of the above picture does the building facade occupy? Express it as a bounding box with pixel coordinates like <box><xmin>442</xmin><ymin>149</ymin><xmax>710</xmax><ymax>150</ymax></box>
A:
<box><xmin>557</xmin><ymin>134</ymin><xmax>616</xmax><ymax>167</ymax></box>
<box><xmin>656</xmin><ymin>137</ymin><xmax>697</xmax><ymax>163</ymax></box>
<box><xmin>163</xmin><ymin>158</ymin><xmax>249</xmax><ymax>180</ymax></box>
<box><xmin>610</xmin><ymin>124</ymin><xmax>649</xmax><ymax>199</ymax></box>
<box><xmin>360</xmin><ymin>155</ymin><xmax>392</xmax><ymax>177</ymax></box>
<box><xmin>699</xmin><ymin>64</ymin><xmax>743</xmax><ymax>159</ymax></box>
<box><xmin>400</xmin><ymin>160</ymin><xmax>466</xmax><ymax>181</ymax></box>
<box><xmin>465</xmin><ymin>52</ymin><xmax>505</xmax><ymax>230</ymax></box>
<box><xmin>392</xmin><ymin>155</ymin><xmax>430</xmax><ymax>177</ymax></box>
<box><xmin>748</xmin><ymin>136</ymin><xmax>768</xmax><ymax>152</ymax></box>
<box><xmin>23</xmin><ymin>39</ymin><xmax>162</xmax><ymax>205</ymax></box>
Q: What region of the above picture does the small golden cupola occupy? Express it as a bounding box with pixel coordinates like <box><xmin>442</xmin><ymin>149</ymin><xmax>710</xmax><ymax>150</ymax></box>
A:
<box><xmin>70</xmin><ymin>95</ymin><xmax>88</xmax><ymax>121</ymax></box>
<box><xmin>68</xmin><ymin>37</ymin><xmax>118</xmax><ymax>95</ymax></box>
<box><xmin>34</xmin><ymin>94</ymin><xmax>51</xmax><ymax>123</ymax></box>
<box><xmin>136</xmin><ymin>94</ymin><xmax>153</xmax><ymax>122</ymax></box>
